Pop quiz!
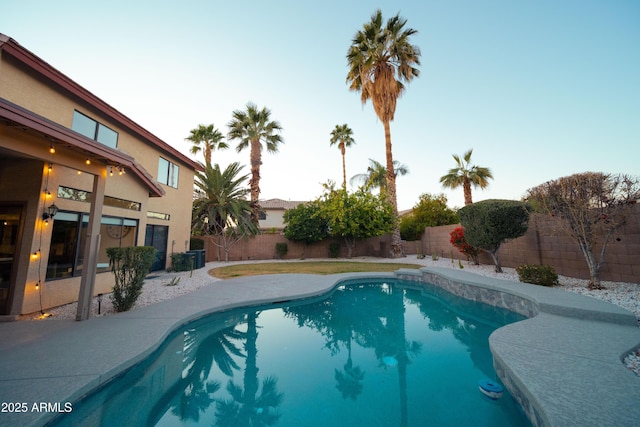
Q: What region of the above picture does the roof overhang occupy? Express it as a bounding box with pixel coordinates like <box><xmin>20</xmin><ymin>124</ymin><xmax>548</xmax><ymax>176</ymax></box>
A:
<box><xmin>0</xmin><ymin>97</ymin><xmax>165</xmax><ymax>197</ymax></box>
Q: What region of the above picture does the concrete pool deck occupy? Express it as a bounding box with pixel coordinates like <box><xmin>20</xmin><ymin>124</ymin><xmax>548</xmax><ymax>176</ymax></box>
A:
<box><xmin>0</xmin><ymin>268</ymin><xmax>638</xmax><ymax>426</ymax></box>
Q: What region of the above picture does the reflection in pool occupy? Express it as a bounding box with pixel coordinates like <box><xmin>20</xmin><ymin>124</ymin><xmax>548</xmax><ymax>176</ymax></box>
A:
<box><xmin>52</xmin><ymin>279</ymin><xmax>531</xmax><ymax>426</ymax></box>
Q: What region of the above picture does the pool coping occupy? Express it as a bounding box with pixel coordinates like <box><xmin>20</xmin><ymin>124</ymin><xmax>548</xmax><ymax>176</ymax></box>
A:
<box><xmin>0</xmin><ymin>268</ymin><xmax>638</xmax><ymax>426</ymax></box>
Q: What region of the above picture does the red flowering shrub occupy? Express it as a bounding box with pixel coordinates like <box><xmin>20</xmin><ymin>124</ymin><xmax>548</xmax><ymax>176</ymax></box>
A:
<box><xmin>449</xmin><ymin>227</ymin><xmax>480</xmax><ymax>265</ymax></box>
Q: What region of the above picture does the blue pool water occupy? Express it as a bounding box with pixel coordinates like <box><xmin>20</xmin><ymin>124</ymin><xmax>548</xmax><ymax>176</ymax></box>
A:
<box><xmin>52</xmin><ymin>279</ymin><xmax>531</xmax><ymax>426</ymax></box>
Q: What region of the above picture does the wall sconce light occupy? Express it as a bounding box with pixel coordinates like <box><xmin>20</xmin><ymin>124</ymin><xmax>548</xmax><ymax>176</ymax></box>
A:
<box><xmin>85</xmin><ymin>158</ymin><xmax>91</xmax><ymax>165</ymax></box>
<box><xmin>49</xmin><ymin>143</ymin><xmax>55</xmax><ymax>154</ymax></box>
<box><xmin>109</xmin><ymin>166</ymin><xmax>114</xmax><ymax>177</ymax></box>
<box><xmin>42</xmin><ymin>203</ymin><xmax>59</xmax><ymax>222</ymax></box>
<box><xmin>48</xmin><ymin>163</ymin><xmax>53</xmax><ymax>172</ymax></box>
<box><xmin>118</xmin><ymin>166</ymin><xmax>125</xmax><ymax>176</ymax></box>
<box><xmin>35</xmin><ymin>281</ymin><xmax>40</xmax><ymax>290</ymax></box>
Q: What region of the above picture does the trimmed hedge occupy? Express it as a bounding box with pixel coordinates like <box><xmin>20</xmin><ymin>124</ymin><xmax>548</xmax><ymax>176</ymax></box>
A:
<box><xmin>516</xmin><ymin>264</ymin><xmax>559</xmax><ymax>287</ymax></box>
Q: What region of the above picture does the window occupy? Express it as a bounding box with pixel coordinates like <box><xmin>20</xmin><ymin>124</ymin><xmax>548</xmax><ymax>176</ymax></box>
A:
<box><xmin>46</xmin><ymin>212</ymin><xmax>137</xmax><ymax>279</ymax></box>
<box><xmin>46</xmin><ymin>212</ymin><xmax>88</xmax><ymax>279</ymax></box>
<box><xmin>158</xmin><ymin>157</ymin><xmax>179</xmax><ymax>188</ymax></box>
<box><xmin>147</xmin><ymin>211</ymin><xmax>170</xmax><ymax>221</ymax></box>
<box><xmin>72</xmin><ymin>110</ymin><xmax>118</xmax><ymax>148</ymax></box>
<box><xmin>58</xmin><ymin>186</ymin><xmax>141</xmax><ymax>211</ymax></box>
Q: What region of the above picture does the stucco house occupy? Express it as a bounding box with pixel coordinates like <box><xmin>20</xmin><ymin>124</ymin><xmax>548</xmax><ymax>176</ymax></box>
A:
<box><xmin>0</xmin><ymin>34</ymin><xmax>200</xmax><ymax>319</ymax></box>
<box><xmin>258</xmin><ymin>198</ymin><xmax>306</xmax><ymax>231</ymax></box>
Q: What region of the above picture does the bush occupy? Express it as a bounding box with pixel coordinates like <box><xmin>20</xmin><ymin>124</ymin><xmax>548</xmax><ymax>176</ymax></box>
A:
<box><xmin>190</xmin><ymin>238</ymin><xmax>205</xmax><ymax>250</ymax></box>
<box><xmin>329</xmin><ymin>242</ymin><xmax>340</xmax><ymax>258</ymax></box>
<box><xmin>458</xmin><ymin>199</ymin><xmax>530</xmax><ymax>272</ymax></box>
<box><xmin>170</xmin><ymin>252</ymin><xmax>194</xmax><ymax>272</ymax></box>
<box><xmin>275</xmin><ymin>242</ymin><xmax>288</xmax><ymax>259</ymax></box>
<box><xmin>107</xmin><ymin>246</ymin><xmax>156</xmax><ymax>312</ymax></box>
<box><xmin>449</xmin><ymin>227</ymin><xmax>480</xmax><ymax>265</ymax></box>
<box><xmin>516</xmin><ymin>264</ymin><xmax>559</xmax><ymax>287</ymax></box>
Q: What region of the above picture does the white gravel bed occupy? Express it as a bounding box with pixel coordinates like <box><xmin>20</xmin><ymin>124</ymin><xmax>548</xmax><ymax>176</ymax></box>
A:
<box><xmin>18</xmin><ymin>256</ymin><xmax>640</xmax><ymax>376</ymax></box>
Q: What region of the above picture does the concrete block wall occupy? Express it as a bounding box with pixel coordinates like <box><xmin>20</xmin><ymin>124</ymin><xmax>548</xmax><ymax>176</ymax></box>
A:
<box><xmin>197</xmin><ymin>204</ymin><xmax>639</xmax><ymax>283</ymax></box>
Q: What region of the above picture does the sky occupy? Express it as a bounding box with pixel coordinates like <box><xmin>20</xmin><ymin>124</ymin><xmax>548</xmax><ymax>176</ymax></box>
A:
<box><xmin>2</xmin><ymin>0</ymin><xmax>639</xmax><ymax>210</ymax></box>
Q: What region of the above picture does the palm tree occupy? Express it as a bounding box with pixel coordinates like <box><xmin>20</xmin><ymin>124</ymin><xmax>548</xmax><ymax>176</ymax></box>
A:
<box><xmin>439</xmin><ymin>149</ymin><xmax>493</xmax><ymax>205</ymax></box>
<box><xmin>227</xmin><ymin>103</ymin><xmax>283</xmax><ymax>224</ymax></box>
<box><xmin>350</xmin><ymin>158</ymin><xmax>409</xmax><ymax>194</ymax></box>
<box><xmin>192</xmin><ymin>162</ymin><xmax>259</xmax><ymax>260</ymax></box>
<box><xmin>329</xmin><ymin>124</ymin><xmax>356</xmax><ymax>189</ymax></box>
<box><xmin>186</xmin><ymin>124</ymin><xmax>229</xmax><ymax>166</ymax></box>
<box><xmin>347</xmin><ymin>9</ymin><xmax>421</xmax><ymax>257</ymax></box>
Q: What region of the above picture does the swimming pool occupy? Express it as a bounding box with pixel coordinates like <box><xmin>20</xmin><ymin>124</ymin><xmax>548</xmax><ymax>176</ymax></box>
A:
<box><xmin>51</xmin><ymin>279</ymin><xmax>531</xmax><ymax>426</ymax></box>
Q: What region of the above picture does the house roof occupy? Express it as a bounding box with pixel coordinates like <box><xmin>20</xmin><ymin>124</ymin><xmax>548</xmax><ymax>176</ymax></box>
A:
<box><xmin>0</xmin><ymin>97</ymin><xmax>165</xmax><ymax>197</ymax></box>
<box><xmin>0</xmin><ymin>34</ymin><xmax>201</xmax><ymax>172</ymax></box>
<box><xmin>259</xmin><ymin>198</ymin><xmax>307</xmax><ymax>210</ymax></box>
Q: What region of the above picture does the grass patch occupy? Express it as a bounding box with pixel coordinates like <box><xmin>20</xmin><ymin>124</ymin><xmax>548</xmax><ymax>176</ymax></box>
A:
<box><xmin>209</xmin><ymin>261</ymin><xmax>423</xmax><ymax>279</ymax></box>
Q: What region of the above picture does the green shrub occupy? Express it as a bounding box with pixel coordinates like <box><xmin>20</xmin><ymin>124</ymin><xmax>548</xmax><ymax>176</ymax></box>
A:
<box><xmin>275</xmin><ymin>242</ymin><xmax>288</xmax><ymax>259</ymax></box>
<box><xmin>107</xmin><ymin>246</ymin><xmax>156</xmax><ymax>312</ymax></box>
<box><xmin>516</xmin><ymin>264</ymin><xmax>559</xmax><ymax>287</ymax></box>
<box><xmin>190</xmin><ymin>238</ymin><xmax>205</xmax><ymax>250</ymax></box>
<box><xmin>170</xmin><ymin>252</ymin><xmax>194</xmax><ymax>272</ymax></box>
<box><xmin>329</xmin><ymin>242</ymin><xmax>340</xmax><ymax>258</ymax></box>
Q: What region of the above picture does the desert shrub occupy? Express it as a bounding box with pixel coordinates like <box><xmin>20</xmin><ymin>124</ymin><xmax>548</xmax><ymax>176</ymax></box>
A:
<box><xmin>170</xmin><ymin>252</ymin><xmax>194</xmax><ymax>272</ymax></box>
<box><xmin>329</xmin><ymin>242</ymin><xmax>340</xmax><ymax>258</ymax></box>
<box><xmin>516</xmin><ymin>264</ymin><xmax>559</xmax><ymax>287</ymax></box>
<box><xmin>275</xmin><ymin>242</ymin><xmax>288</xmax><ymax>259</ymax></box>
<box><xmin>107</xmin><ymin>246</ymin><xmax>156</xmax><ymax>312</ymax></box>
<box><xmin>449</xmin><ymin>227</ymin><xmax>480</xmax><ymax>265</ymax></box>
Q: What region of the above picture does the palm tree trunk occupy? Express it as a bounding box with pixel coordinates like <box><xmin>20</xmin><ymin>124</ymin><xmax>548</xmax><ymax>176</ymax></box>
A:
<box><xmin>249</xmin><ymin>139</ymin><xmax>262</xmax><ymax>224</ymax></box>
<box><xmin>383</xmin><ymin>120</ymin><xmax>403</xmax><ymax>258</ymax></box>
<box><xmin>463</xmin><ymin>178</ymin><xmax>473</xmax><ymax>205</ymax></box>
<box><xmin>204</xmin><ymin>144</ymin><xmax>212</xmax><ymax>166</ymax></box>
<box><xmin>341</xmin><ymin>146</ymin><xmax>347</xmax><ymax>190</ymax></box>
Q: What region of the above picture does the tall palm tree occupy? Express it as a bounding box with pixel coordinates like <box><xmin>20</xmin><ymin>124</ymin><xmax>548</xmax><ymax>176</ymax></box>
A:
<box><xmin>186</xmin><ymin>124</ymin><xmax>229</xmax><ymax>166</ymax></box>
<box><xmin>347</xmin><ymin>9</ymin><xmax>421</xmax><ymax>257</ymax></box>
<box><xmin>439</xmin><ymin>149</ymin><xmax>493</xmax><ymax>205</ymax></box>
<box><xmin>350</xmin><ymin>158</ymin><xmax>409</xmax><ymax>194</ymax></box>
<box><xmin>227</xmin><ymin>103</ymin><xmax>283</xmax><ymax>224</ymax></box>
<box><xmin>329</xmin><ymin>124</ymin><xmax>356</xmax><ymax>189</ymax></box>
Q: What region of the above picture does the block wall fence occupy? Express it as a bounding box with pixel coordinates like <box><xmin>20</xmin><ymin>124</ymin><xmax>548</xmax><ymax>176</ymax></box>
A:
<box><xmin>198</xmin><ymin>204</ymin><xmax>639</xmax><ymax>283</ymax></box>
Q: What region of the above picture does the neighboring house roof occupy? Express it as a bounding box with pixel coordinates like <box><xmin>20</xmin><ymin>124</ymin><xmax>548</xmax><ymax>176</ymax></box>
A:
<box><xmin>259</xmin><ymin>198</ymin><xmax>307</xmax><ymax>211</ymax></box>
<box><xmin>0</xmin><ymin>34</ymin><xmax>201</xmax><ymax>172</ymax></box>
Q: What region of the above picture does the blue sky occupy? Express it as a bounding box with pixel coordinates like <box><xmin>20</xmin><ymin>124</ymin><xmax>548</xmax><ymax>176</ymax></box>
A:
<box><xmin>2</xmin><ymin>0</ymin><xmax>639</xmax><ymax>210</ymax></box>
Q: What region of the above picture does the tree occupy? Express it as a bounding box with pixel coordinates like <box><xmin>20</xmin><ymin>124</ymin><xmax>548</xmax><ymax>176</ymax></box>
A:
<box><xmin>186</xmin><ymin>124</ymin><xmax>228</xmax><ymax>166</ymax></box>
<box><xmin>330</xmin><ymin>124</ymin><xmax>356</xmax><ymax>189</ymax></box>
<box><xmin>350</xmin><ymin>158</ymin><xmax>409</xmax><ymax>195</ymax></box>
<box><xmin>321</xmin><ymin>188</ymin><xmax>395</xmax><ymax>258</ymax></box>
<box><xmin>347</xmin><ymin>9</ymin><xmax>421</xmax><ymax>257</ymax></box>
<box><xmin>526</xmin><ymin>172</ymin><xmax>639</xmax><ymax>289</ymax></box>
<box><xmin>227</xmin><ymin>103</ymin><xmax>284</xmax><ymax>224</ymax></box>
<box><xmin>439</xmin><ymin>149</ymin><xmax>493</xmax><ymax>205</ymax></box>
<box><xmin>399</xmin><ymin>193</ymin><xmax>458</xmax><ymax>241</ymax></box>
<box><xmin>192</xmin><ymin>162</ymin><xmax>259</xmax><ymax>261</ymax></box>
<box><xmin>458</xmin><ymin>199</ymin><xmax>530</xmax><ymax>272</ymax></box>
<box><xmin>283</xmin><ymin>201</ymin><xmax>329</xmax><ymax>246</ymax></box>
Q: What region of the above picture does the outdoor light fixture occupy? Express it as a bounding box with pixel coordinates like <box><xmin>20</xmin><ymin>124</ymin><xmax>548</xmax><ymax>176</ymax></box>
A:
<box><xmin>49</xmin><ymin>143</ymin><xmax>55</xmax><ymax>154</ymax></box>
<box><xmin>42</xmin><ymin>203</ymin><xmax>59</xmax><ymax>221</ymax></box>
<box><xmin>109</xmin><ymin>166</ymin><xmax>113</xmax><ymax>177</ymax></box>
<box><xmin>85</xmin><ymin>158</ymin><xmax>91</xmax><ymax>165</ymax></box>
<box><xmin>118</xmin><ymin>166</ymin><xmax>125</xmax><ymax>175</ymax></box>
<box><xmin>48</xmin><ymin>163</ymin><xmax>53</xmax><ymax>172</ymax></box>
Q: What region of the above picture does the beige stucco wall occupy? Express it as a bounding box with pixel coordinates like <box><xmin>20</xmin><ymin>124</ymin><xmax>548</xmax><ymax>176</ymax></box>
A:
<box><xmin>260</xmin><ymin>209</ymin><xmax>286</xmax><ymax>230</ymax></box>
<box><xmin>1</xmin><ymin>47</ymin><xmax>196</xmax><ymax>314</ymax></box>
